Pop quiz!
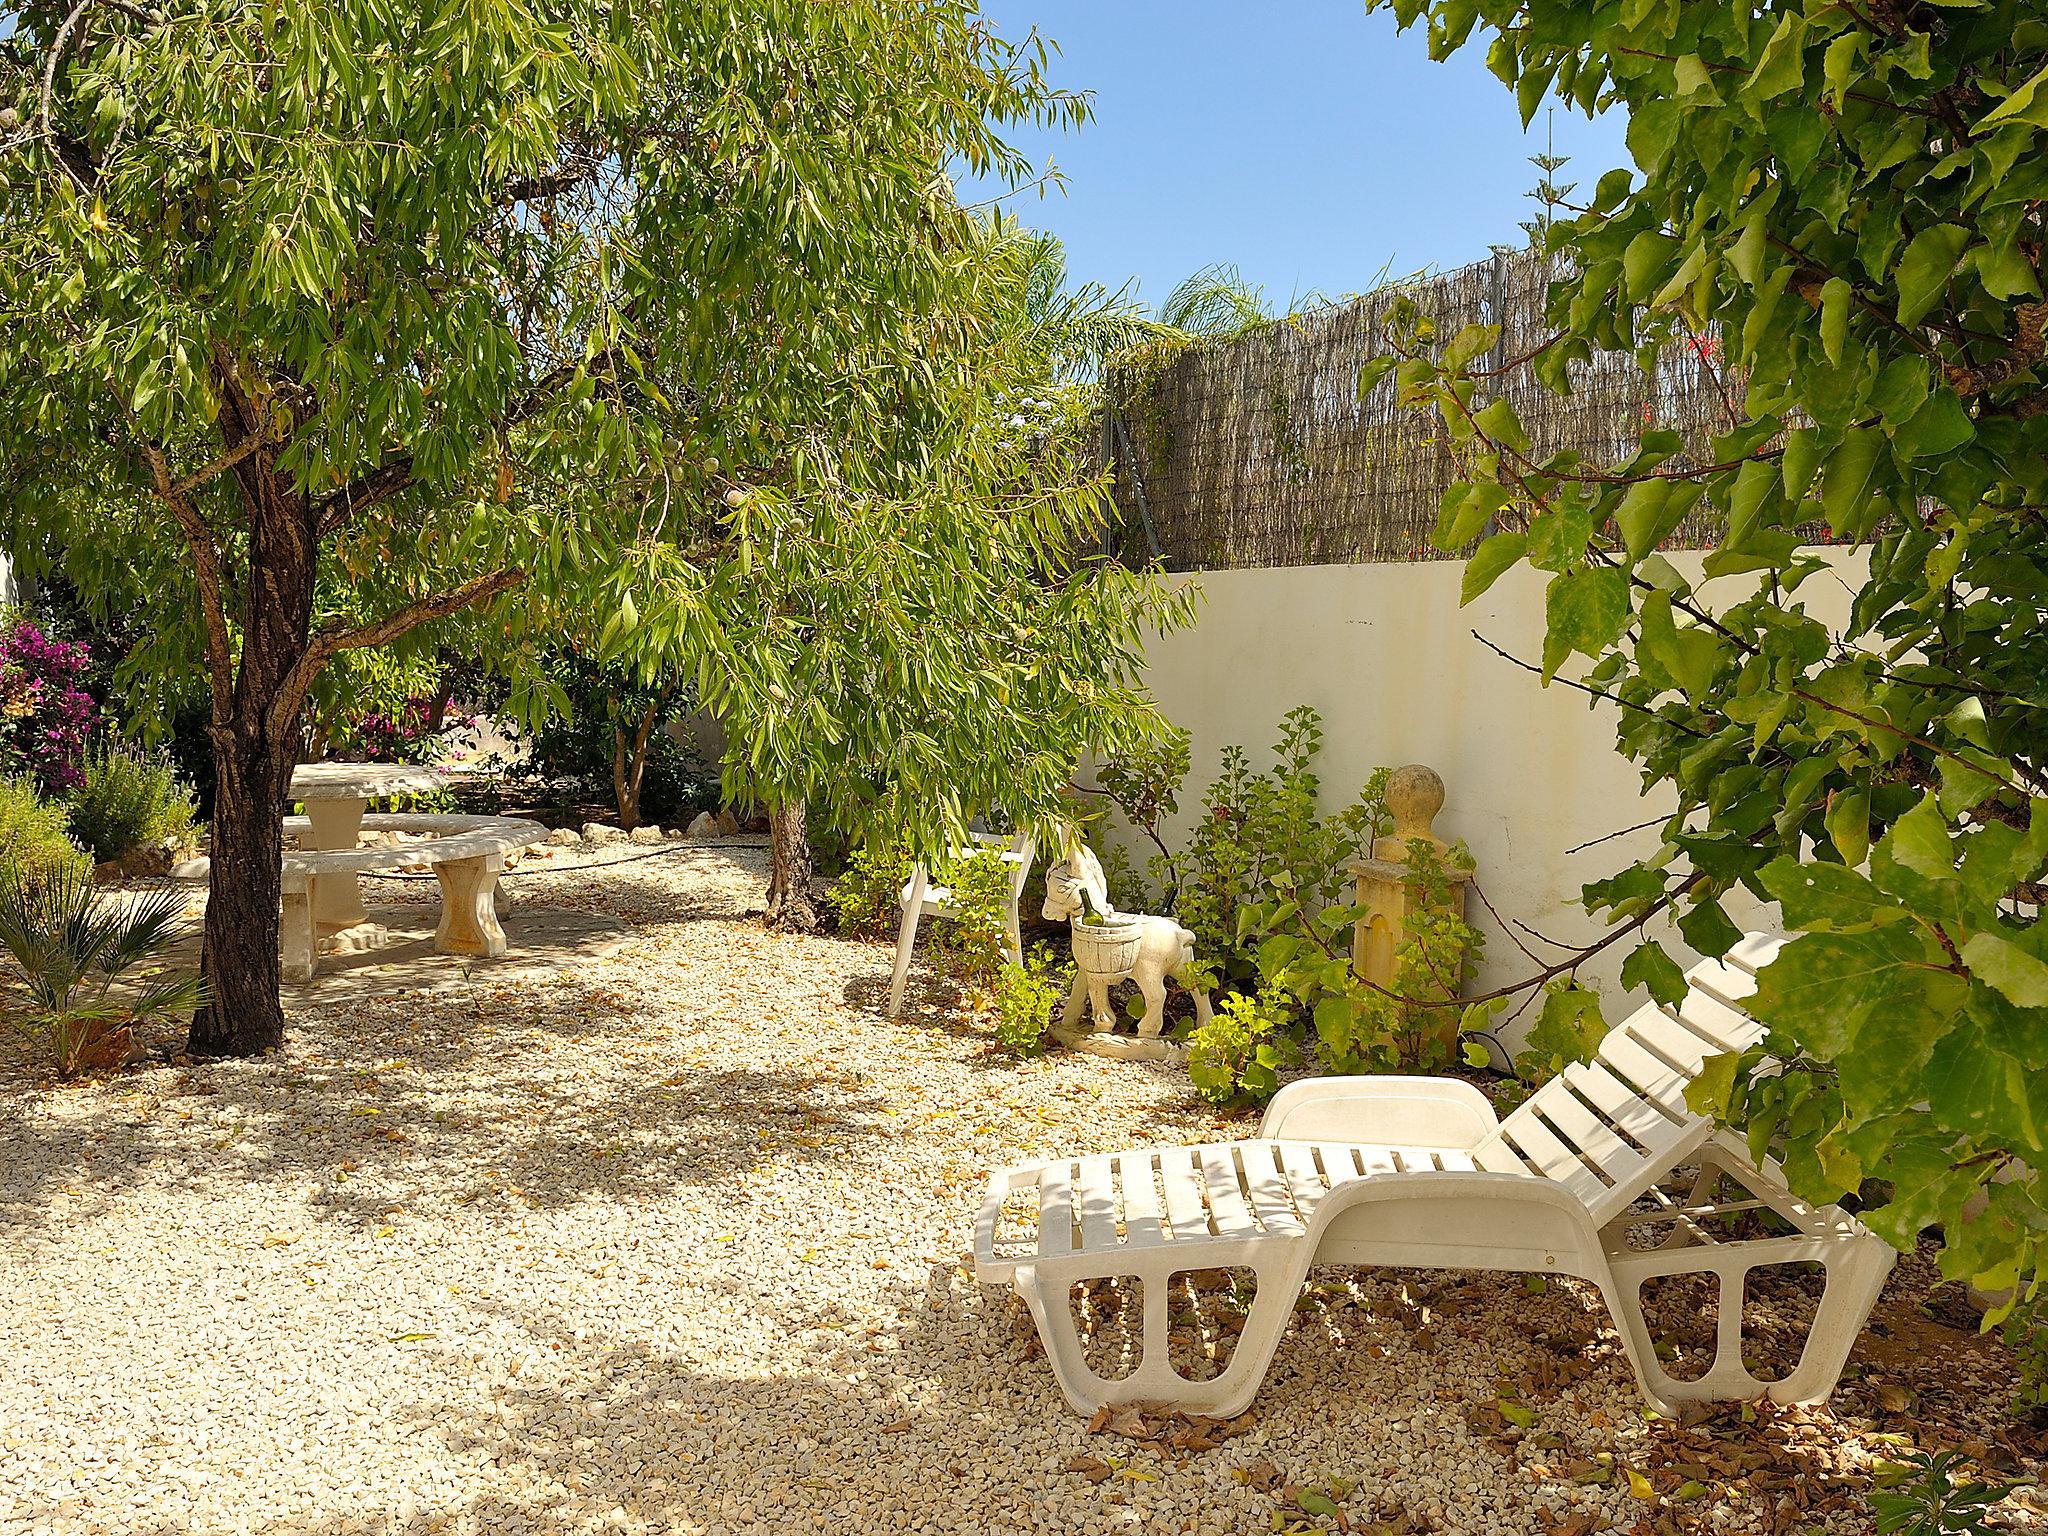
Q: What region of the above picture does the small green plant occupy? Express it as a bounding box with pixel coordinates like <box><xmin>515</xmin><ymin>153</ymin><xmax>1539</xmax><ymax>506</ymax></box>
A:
<box><xmin>992</xmin><ymin>944</ymin><xmax>1072</xmax><ymax>1057</ymax></box>
<box><xmin>0</xmin><ymin>868</ymin><xmax>203</xmax><ymax>1076</ymax></box>
<box><xmin>1870</xmin><ymin>1450</ymin><xmax>2015</xmax><ymax>1536</ymax></box>
<box><xmin>1093</xmin><ymin>726</ymin><xmax>1191</xmax><ymax>905</ymax></box>
<box><xmin>0</xmin><ymin>775</ymin><xmax>89</xmax><ymax>890</ymax></box>
<box><xmin>825</xmin><ymin>838</ymin><xmax>914</xmax><ymax>937</ymax></box>
<box><xmin>1187</xmin><ymin>989</ymin><xmax>1300</xmax><ymax>1107</ymax></box>
<box><xmin>932</xmin><ymin>847</ymin><xmax>1013</xmax><ymax>994</ymax></box>
<box><xmin>64</xmin><ymin>746</ymin><xmax>199</xmax><ymax>864</ymax></box>
<box><xmin>1172</xmin><ymin>708</ymin><xmax>1387</xmax><ymax>992</ymax></box>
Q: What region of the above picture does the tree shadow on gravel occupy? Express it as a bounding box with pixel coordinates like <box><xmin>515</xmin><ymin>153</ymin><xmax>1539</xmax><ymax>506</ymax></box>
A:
<box><xmin>0</xmin><ymin>1050</ymin><xmax>891</xmax><ymax>1234</ymax></box>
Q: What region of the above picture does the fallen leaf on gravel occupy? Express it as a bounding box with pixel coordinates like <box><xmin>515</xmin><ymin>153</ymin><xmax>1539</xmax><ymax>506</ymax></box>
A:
<box><xmin>1233</xmin><ymin>1458</ymin><xmax>1282</xmax><ymax>1492</ymax></box>
<box><xmin>1064</xmin><ymin>1455</ymin><xmax>1111</xmax><ymax>1484</ymax></box>
<box><xmin>879</xmin><ymin>1418</ymin><xmax>911</xmax><ymax>1435</ymax></box>
<box><xmin>261</xmin><ymin>1232</ymin><xmax>299</xmax><ymax>1248</ymax></box>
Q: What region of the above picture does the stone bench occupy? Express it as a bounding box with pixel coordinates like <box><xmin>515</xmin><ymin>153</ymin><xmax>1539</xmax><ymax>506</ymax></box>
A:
<box><xmin>279</xmin><ymin>813</ymin><xmax>548</xmax><ymax>982</ymax></box>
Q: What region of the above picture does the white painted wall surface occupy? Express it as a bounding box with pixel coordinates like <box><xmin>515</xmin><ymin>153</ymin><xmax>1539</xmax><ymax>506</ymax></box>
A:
<box><xmin>1110</xmin><ymin>551</ymin><xmax>1868</xmax><ymax>1047</ymax></box>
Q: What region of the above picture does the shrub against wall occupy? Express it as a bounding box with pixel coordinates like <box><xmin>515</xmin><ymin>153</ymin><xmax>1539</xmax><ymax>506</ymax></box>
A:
<box><xmin>65</xmin><ymin>747</ymin><xmax>199</xmax><ymax>865</ymax></box>
<box><xmin>0</xmin><ymin>615</ymin><xmax>95</xmax><ymax>794</ymax></box>
<box><xmin>0</xmin><ymin>776</ymin><xmax>89</xmax><ymax>890</ymax></box>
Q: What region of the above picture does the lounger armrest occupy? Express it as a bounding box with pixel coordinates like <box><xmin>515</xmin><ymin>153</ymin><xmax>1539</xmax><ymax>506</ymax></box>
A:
<box><xmin>1257</xmin><ymin>1075</ymin><xmax>1499</xmax><ymax>1150</ymax></box>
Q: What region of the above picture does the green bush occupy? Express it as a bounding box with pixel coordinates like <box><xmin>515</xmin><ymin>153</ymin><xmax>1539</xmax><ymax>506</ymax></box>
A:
<box><xmin>825</xmin><ymin>838</ymin><xmax>914</xmax><ymax>937</ymax></box>
<box><xmin>1187</xmin><ymin>990</ymin><xmax>1300</xmax><ymax>1107</ymax></box>
<box><xmin>0</xmin><ymin>776</ymin><xmax>89</xmax><ymax>889</ymax></box>
<box><xmin>992</xmin><ymin>944</ymin><xmax>1072</xmax><ymax>1057</ymax></box>
<box><xmin>931</xmin><ymin>848</ymin><xmax>1015</xmax><ymax>994</ymax></box>
<box><xmin>65</xmin><ymin>746</ymin><xmax>198</xmax><ymax>864</ymax></box>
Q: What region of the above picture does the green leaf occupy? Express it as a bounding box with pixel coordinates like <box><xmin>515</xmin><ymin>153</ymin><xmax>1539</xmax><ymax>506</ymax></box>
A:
<box><xmin>1819</xmin><ymin>277</ymin><xmax>1851</xmax><ymax>364</ymax></box>
<box><xmin>1542</xmin><ymin>565</ymin><xmax>1629</xmax><ymax>681</ymax></box>
<box><xmin>1826</xmin><ymin>788</ymin><xmax>1871</xmax><ymax>867</ymax></box>
<box><xmin>1685</xmin><ymin>1048</ymin><xmax>1742</xmax><ymax>1118</ymax></box>
<box><xmin>1892</xmin><ymin>388</ymin><xmax>1973</xmax><ymax>459</ymax></box>
<box><xmin>1962</xmin><ymin>931</ymin><xmax>2048</xmax><ymax>1008</ymax></box>
<box><xmin>1760</xmin><ymin>856</ymin><xmax>1904</xmax><ymax>932</ymax></box>
<box><xmin>1621</xmin><ymin>940</ymin><xmax>1689</xmax><ymax>1006</ymax></box>
<box><xmin>1893</xmin><ymin>224</ymin><xmax>1972</xmax><ymax>327</ymax></box>
<box><xmin>1974</xmin><ymin>62</ymin><xmax>2048</xmax><ymax>131</ymax></box>
<box><xmin>1474</xmin><ymin>397</ymin><xmax>1530</xmax><ymax>455</ymax></box>
<box><xmin>1357</xmin><ymin>355</ymin><xmax>1398</xmax><ymax>396</ymax></box>
<box><xmin>1615</xmin><ymin>477</ymin><xmax>1684</xmax><ymax>560</ymax></box>
<box><xmin>1885</xmin><ymin>794</ymin><xmax>1954</xmax><ymax>882</ymax></box>
<box><xmin>1677</xmin><ymin>897</ymin><xmax>1743</xmax><ymax>958</ymax></box>
<box><xmin>1461</xmin><ymin>530</ymin><xmax>1527</xmax><ymax>604</ymax></box>
<box><xmin>1820</xmin><ymin>428</ymin><xmax>1884</xmax><ymax>539</ymax></box>
<box><xmin>1747</xmin><ymin>12</ymin><xmax>1809</xmax><ymax>99</ymax></box>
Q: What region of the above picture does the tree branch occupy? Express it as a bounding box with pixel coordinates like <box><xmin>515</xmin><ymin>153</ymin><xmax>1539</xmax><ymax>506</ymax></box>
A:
<box><xmin>271</xmin><ymin>567</ymin><xmax>526</xmax><ymax>736</ymax></box>
<box><xmin>314</xmin><ymin>352</ymin><xmax>609</xmax><ymax>535</ymax></box>
<box><xmin>171</xmin><ymin>418</ymin><xmax>270</xmax><ymax>496</ymax></box>
<box><xmin>120</xmin><ymin>401</ymin><xmax>235</xmax><ymax>720</ymax></box>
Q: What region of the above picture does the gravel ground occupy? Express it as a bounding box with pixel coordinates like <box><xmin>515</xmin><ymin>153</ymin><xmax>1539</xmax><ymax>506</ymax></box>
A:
<box><xmin>2</xmin><ymin>844</ymin><xmax>2042</xmax><ymax>1536</ymax></box>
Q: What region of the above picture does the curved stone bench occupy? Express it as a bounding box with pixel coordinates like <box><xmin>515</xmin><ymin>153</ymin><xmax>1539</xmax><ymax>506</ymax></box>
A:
<box><xmin>279</xmin><ymin>813</ymin><xmax>548</xmax><ymax>982</ymax></box>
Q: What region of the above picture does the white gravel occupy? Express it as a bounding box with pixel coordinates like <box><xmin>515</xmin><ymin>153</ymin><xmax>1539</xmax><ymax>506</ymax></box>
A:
<box><xmin>1</xmin><ymin>845</ymin><xmax>2037</xmax><ymax>1536</ymax></box>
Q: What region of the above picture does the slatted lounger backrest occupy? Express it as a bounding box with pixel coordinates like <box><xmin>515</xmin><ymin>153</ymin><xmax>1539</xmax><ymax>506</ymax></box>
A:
<box><xmin>1470</xmin><ymin>935</ymin><xmax>1782</xmax><ymax>1228</ymax></box>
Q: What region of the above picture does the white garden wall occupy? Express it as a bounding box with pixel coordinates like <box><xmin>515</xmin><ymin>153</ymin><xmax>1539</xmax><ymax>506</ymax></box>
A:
<box><xmin>1111</xmin><ymin>551</ymin><xmax>1868</xmax><ymax>1048</ymax></box>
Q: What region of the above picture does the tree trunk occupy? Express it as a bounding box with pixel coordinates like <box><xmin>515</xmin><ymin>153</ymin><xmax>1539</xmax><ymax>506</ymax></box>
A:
<box><xmin>611</xmin><ymin>721</ymin><xmax>640</xmax><ymax>831</ymax></box>
<box><xmin>189</xmin><ymin>723</ymin><xmax>294</xmax><ymax>1055</ymax></box>
<box><xmin>765</xmin><ymin>799</ymin><xmax>818</xmax><ymax>931</ymax></box>
<box><xmin>187</xmin><ymin>453</ymin><xmax>317</xmax><ymax>1058</ymax></box>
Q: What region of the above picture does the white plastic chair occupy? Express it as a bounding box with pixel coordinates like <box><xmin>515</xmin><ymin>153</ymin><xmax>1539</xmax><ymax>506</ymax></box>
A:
<box><xmin>973</xmin><ymin>933</ymin><xmax>1896</xmax><ymax>1417</ymax></box>
<box><xmin>886</xmin><ymin>830</ymin><xmax>1037</xmax><ymax>1018</ymax></box>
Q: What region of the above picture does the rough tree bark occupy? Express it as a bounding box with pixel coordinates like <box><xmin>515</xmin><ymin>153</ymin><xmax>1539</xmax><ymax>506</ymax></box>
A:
<box><xmin>765</xmin><ymin>800</ymin><xmax>818</xmax><ymax>931</ymax></box>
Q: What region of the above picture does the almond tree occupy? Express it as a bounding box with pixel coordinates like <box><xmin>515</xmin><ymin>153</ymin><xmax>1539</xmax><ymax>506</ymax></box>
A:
<box><xmin>0</xmin><ymin>0</ymin><xmax>1077</xmax><ymax>1054</ymax></box>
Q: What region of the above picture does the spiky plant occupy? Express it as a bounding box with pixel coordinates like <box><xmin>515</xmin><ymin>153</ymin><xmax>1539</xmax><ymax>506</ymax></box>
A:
<box><xmin>0</xmin><ymin>870</ymin><xmax>203</xmax><ymax>1077</ymax></box>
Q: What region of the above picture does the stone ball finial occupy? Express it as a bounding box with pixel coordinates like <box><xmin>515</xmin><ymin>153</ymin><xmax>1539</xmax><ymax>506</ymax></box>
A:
<box><xmin>1373</xmin><ymin>764</ymin><xmax>1448</xmax><ymax>861</ymax></box>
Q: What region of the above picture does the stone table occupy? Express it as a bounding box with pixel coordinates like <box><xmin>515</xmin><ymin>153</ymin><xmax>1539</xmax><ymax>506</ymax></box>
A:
<box><xmin>290</xmin><ymin>761</ymin><xmax>445</xmax><ymax>932</ymax></box>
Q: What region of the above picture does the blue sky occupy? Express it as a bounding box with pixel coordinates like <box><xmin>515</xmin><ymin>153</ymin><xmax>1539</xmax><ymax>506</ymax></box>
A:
<box><xmin>972</xmin><ymin>0</ymin><xmax>1631</xmax><ymax>310</ymax></box>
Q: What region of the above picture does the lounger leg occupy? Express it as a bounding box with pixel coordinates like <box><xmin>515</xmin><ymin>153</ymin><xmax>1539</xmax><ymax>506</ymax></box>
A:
<box><xmin>1591</xmin><ymin>1267</ymin><xmax>1680</xmax><ymax>1417</ymax></box>
<box><xmin>1770</xmin><ymin>1235</ymin><xmax>1897</xmax><ymax>1405</ymax></box>
<box><xmin>434</xmin><ymin>853</ymin><xmax>508</xmax><ymax>958</ymax></box>
<box><xmin>1173</xmin><ymin>1254</ymin><xmax>1311</xmax><ymax>1420</ymax></box>
<box><xmin>280</xmin><ymin>878</ymin><xmax>317</xmax><ymax>984</ymax></box>
<box><xmin>1017</xmin><ymin>1252</ymin><xmax>1307</xmax><ymax>1419</ymax></box>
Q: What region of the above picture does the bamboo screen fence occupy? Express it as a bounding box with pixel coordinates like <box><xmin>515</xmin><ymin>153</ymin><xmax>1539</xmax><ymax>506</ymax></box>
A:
<box><xmin>1098</xmin><ymin>246</ymin><xmax>1735</xmax><ymax>570</ymax></box>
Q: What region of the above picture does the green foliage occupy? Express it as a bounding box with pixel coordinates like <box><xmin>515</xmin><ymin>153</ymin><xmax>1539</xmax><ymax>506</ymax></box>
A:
<box><xmin>825</xmin><ymin>839</ymin><xmax>915</xmax><ymax>939</ymax></box>
<box><xmin>515</xmin><ymin>653</ymin><xmax>714</xmax><ymax>828</ymax></box>
<box><xmin>1870</xmin><ymin>1451</ymin><xmax>2015</xmax><ymax>1536</ymax></box>
<box><xmin>1187</xmin><ymin>990</ymin><xmax>1301</xmax><ymax>1107</ymax></box>
<box><xmin>64</xmin><ymin>747</ymin><xmax>198</xmax><ymax>864</ymax></box>
<box><xmin>0</xmin><ymin>0</ymin><xmax>1179</xmax><ymax>1051</ymax></box>
<box><xmin>992</xmin><ymin>944</ymin><xmax>1073</xmax><ymax>1058</ymax></box>
<box><xmin>1514</xmin><ymin>981</ymin><xmax>1608</xmax><ymax>1085</ymax></box>
<box><xmin>1093</xmin><ymin>726</ymin><xmax>1192</xmax><ymax>906</ymax></box>
<box><xmin>1174</xmin><ymin>707</ymin><xmax>1387</xmax><ymax>990</ymax></box>
<box><xmin>1285</xmin><ymin>843</ymin><xmax>1488</xmax><ymax>1078</ymax></box>
<box><xmin>1379</xmin><ymin>0</ymin><xmax>2048</xmax><ymax>1397</ymax></box>
<box><xmin>931</xmin><ymin>848</ymin><xmax>1015</xmax><ymax>996</ymax></box>
<box><xmin>0</xmin><ymin>776</ymin><xmax>89</xmax><ymax>890</ymax></box>
<box><xmin>0</xmin><ymin>868</ymin><xmax>201</xmax><ymax>1076</ymax></box>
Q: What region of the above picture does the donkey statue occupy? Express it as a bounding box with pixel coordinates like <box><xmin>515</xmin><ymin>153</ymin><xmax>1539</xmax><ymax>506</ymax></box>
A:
<box><xmin>1042</xmin><ymin>841</ymin><xmax>1213</xmax><ymax>1040</ymax></box>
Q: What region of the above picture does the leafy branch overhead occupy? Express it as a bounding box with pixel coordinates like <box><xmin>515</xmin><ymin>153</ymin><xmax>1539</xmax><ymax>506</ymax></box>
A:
<box><xmin>1374</xmin><ymin>0</ymin><xmax>2048</xmax><ymax>1399</ymax></box>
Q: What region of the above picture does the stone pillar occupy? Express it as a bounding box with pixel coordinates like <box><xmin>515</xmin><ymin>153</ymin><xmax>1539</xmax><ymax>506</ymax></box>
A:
<box><xmin>1347</xmin><ymin>766</ymin><xmax>1473</xmax><ymax>1055</ymax></box>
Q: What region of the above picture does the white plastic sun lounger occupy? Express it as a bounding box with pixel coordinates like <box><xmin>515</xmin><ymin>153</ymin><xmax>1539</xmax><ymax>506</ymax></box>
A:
<box><xmin>973</xmin><ymin>934</ymin><xmax>1896</xmax><ymax>1417</ymax></box>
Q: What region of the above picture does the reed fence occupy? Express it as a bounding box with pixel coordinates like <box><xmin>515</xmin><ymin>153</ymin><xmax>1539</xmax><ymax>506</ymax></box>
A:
<box><xmin>1097</xmin><ymin>246</ymin><xmax>1735</xmax><ymax>570</ymax></box>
